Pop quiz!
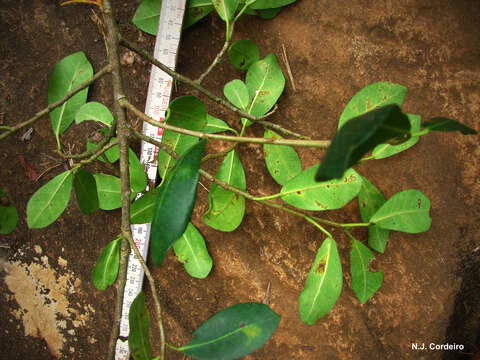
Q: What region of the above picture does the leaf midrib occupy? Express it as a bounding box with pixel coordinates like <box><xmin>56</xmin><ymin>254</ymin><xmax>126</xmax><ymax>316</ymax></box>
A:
<box><xmin>54</xmin><ymin>65</ymin><xmax>84</xmax><ymax>137</ymax></box>
<box><xmin>305</xmin><ymin>240</ymin><xmax>331</xmax><ymax>320</ymax></box>
<box><xmin>353</xmin><ymin>241</ymin><xmax>368</xmax><ymax>300</ymax></box>
<box><xmin>372</xmin><ymin>208</ymin><xmax>428</xmax><ymax>224</ymax></box>
<box><xmin>180</xmin><ymin>318</ymin><xmax>270</xmax><ymax>351</ymax></box>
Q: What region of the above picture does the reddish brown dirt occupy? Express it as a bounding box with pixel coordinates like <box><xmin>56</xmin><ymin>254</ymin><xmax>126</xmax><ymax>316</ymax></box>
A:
<box><xmin>1</xmin><ymin>1</ymin><xmax>479</xmax><ymax>359</ymax></box>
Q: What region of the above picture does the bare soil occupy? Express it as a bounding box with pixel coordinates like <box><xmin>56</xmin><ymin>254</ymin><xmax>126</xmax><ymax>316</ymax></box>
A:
<box><xmin>0</xmin><ymin>0</ymin><xmax>479</xmax><ymax>359</ymax></box>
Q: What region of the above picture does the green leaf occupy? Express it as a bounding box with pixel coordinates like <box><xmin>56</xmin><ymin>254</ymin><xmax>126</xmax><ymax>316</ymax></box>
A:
<box><xmin>338</xmin><ymin>82</ymin><xmax>408</xmax><ymax>129</ymax></box>
<box><xmin>358</xmin><ymin>176</ymin><xmax>385</xmax><ymax>222</ymax></box>
<box><xmin>27</xmin><ymin>171</ymin><xmax>73</xmax><ymax>229</ymax></box>
<box><xmin>203</xmin><ymin>150</ymin><xmax>246</xmax><ymax>232</ymax></box>
<box><xmin>151</xmin><ymin>139</ymin><xmax>206</xmax><ymax>266</ymax></box>
<box><xmin>92</xmin><ymin>237</ymin><xmax>121</xmax><ymax>291</ymax></box>
<box><xmin>86</xmin><ymin>128</ymin><xmax>120</xmax><ymax>163</ymax></box>
<box><xmin>257</xmin><ymin>7</ymin><xmax>283</xmax><ymax>19</ymax></box>
<box><xmin>372</xmin><ymin>114</ymin><xmax>421</xmax><ymax>159</ymax></box>
<box><xmin>0</xmin><ymin>189</ymin><xmax>18</xmax><ymax>234</ymax></box>
<box><xmin>203</xmin><ymin>114</ymin><xmax>236</xmax><ymax>134</ymax></box>
<box><xmin>224</xmin><ymin>79</ymin><xmax>250</xmax><ymax>110</ymax></box>
<box><xmin>298</xmin><ymin>237</ymin><xmax>342</xmax><ymax>325</ymax></box>
<box><xmin>245</xmin><ymin>53</ymin><xmax>285</xmax><ymax>117</ymax></box>
<box><xmin>74</xmin><ymin>101</ymin><xmax>114</xmax><ymax>127</ymax></box>
<box><xmin>129</xmin><ymin>149</ymin><xmax>148</xmax><ymax>193</ymax></box>
<box><xmin>93</xmin><ymin>173</ymin><xmax>136</xmax><ymax>210</ymax></box>
<box><xmin>131</xmin><ymin>188</ymin><xmax>160</xmax><ymax>224</ymax></box>
<box><xmin>281</xmin><ymin>166</ymin><xmax>361</xmax><ymax>211</ymax></box>
<box><xmin>228</xmin><ymin>40</ymin><xmax>260</xmax><ymax>71</ymax></box>
<box><xmin>316</xmin><ymin>105</ymin><xmax>411</xmax><ymax>181</ymax></box>
<box><xmin>350</xmin><ymin>239</ymin><xmax>383</xmax><ymax>304</ymax></box>
<box><xmin>370</xmin><ymin>189</ymin><xmax>432</xmax><ymax>233</ymax></box>
<box><xmin>180</xmin><ymin>303</ymin><xmax>280</xmax><ymax>360</ymax></box>
<box><xmin>173</xmin><ymin>222</ymin><xmax>213</xmax><ymax>279</ymax></box>
<box><xmin>129</xmin><ymin>292</ymin><xmax>153</xmax><ymax>360</ymax></box>
<box><xmin>263</xmin><ymin>129</ymin><xmax>301</xmax><ymax>186</ymax></box>
<box><xmin>73</xmin><ymin>168</ymin><xmax>99</xmax><ymax>214</ymax></box>
<box><xmin>48</xmin><ymin>52</ymin><xmax>93</xmax><ymax>146</ymax></box>
<box><xmin>184</xmin><ymin>0</ymin><xmax>214</xmax><ymax>29</ymax></box>
<box><xmin>132</xmin><ymin>0</ymin><xmax>162</xmax><ymax>35</ymax></box>
<box><xmin>212</xmin><ymin>0</ymin><xmax>239</xmax><ymax>21</ymax></box>
<box><xmin>157</xmin><ymin>132</ymin><xmax>199</xmax><ymax>180</ymax></box>
<box><xmin>421</xmin><ymin>117</ymin><xmax>477</xmax><ymax>135</ymax></box>
<box><xmin>249</xmin><ymin>0</ymin><xmax>296</xmax><ymax>10</ymax></box>
<box><xmin>358</xmin><ymin>176</ymin><xmax>389</xmax><ymax>253</ymax></box>
<box><xmin>167</xmin><ymin>95</ymin><xmax>207</xmax><ymax>131</ymax></box>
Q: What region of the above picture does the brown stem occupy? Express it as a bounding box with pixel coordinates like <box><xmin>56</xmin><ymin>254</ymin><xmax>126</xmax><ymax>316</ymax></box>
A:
<box><xmin>119</xmin><ymin>36</ymin><xmax>273</xmax><ymax>122</ymax></box>
<box><xmin>102</xmin><ymin>1</ymin><xmax>147</xmax><ymax>359</ymax></box>
<box><xmin>121</xmin><ymin>98</ymin><xmax>330</xmax><ymax>149</ymax></box>
<box><xmin>196</xmin><ymin>38</ymin><xmax>230</xmax><ymax>84</ymax></box>
<box><xmin>0</xmin><ymin>65</ymin><xmax>111</xmax><ymax>141</ymax></box>
<box><xmin>128</xmin><ymin>129</ymin><xmax>351</xmax><ymax>230</ymax></box>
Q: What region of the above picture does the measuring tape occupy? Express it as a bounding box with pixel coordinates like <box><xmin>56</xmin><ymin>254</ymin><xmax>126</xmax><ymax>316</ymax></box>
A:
<box><xmin>115</xmin><ymin>0</ymin><xmax>186</xmax><ymax>358</ymax></box>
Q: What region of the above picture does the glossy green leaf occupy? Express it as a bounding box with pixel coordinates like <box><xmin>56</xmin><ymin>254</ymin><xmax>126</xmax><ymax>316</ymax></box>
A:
<box><xmin>73</xmin><ymin>168</ymin><xmax>99</xmax><ymax>214</ymax></box>
<box><xmin>370</xmin><ymin>189</ymin><xmax>431</xmax><ymax>233</ymax></box>
<box><xmin>263</xmin><ymin>129</ymin><xmax>301</xmax><ymax>185</ymax></box>
<box><xmin>130</xmin><ymin>188</ymin><xmax>159</xmax><ymax>224</ymax></box>
<box><xmin>0</xmin><ymin>189</ymin><xmax>18</xmax><ymax>234</ymax></box>
<box><xmin>298</xmin><ymin>237</ymin><xmax>342</xmax><ymax>325</ymax></box>
<box><xmin>132</xmin><ymin>0</ymin><xmax>162</xmax><ymax>35</ymax></box>
<box><xmin>245</xmin><ymin>53</ymin><xmax>285</xmax><ymax>117</ymax></box>
<box><xmin>203</xmin><ymin>150</ymin><xmax>246</xmax><ymax>232</ymax></box>
<box><xmin>338</xmin><ymin>82</ymin><xmax>408</xmax><ymax>129</ymax></box>
<box><xmin>228</xmin><ymin>40</ymin><xmax>260</xmax><ymax>71</ymax></box>
<box><xmin>180</xmin><ymin>303</ymin><xmax>280</xmax><ymax>360</ymax></box>
<box><xmin>48</xmin><ymin>52</ymin><xmax>93</xmax><ymax>146</ymax></box>
<box><xmin>27</xmin><ymin>171</ymin><xmax>73</xmax><ymax>229</ymax></box>
<box><xmin>75</xmin><ymin>101</ymin><xmax>114</xmax><ymax>127</ymax></box>
<box><xmin>129</xmin><ymin>292</ymin><xmax>153</xmax><ymax>360</ymax></box>
<box><xmin>421</xmin><ymin>117</ymin><xmax>477</xmax><ymax>135</ymax></box>
<box><xmin>94</xmin><ymin>173</ymin><xmax>136</xmax><ymax>210</ymax></box>
<box><xmin>203</xmin><ymin>114</ymin><xmax>236</xmax><ymax>134</ymax></box>
<box><xmin>173</xmin><ymin>222</ymin><xmax>213</xmax><ymax>279</ymax></box>
<box><xmin>167</xmin><ymin>95</ymin><xmax>207</xmax><ymax>131</ymax></box>
<box><xmin>358</xmin><ymin>176</ymin><xmax>389</xmax><ymax>253</ymax></box>
<box><xmin>281</xmin><ymin>166</ymin><xmax>361</xmax><ymax>211</ymax></box>
<box><xmin>129</xmin><ymin>149</ymin><xmax>148</xmax><ymax>193</ymax></box>
<box><xmin>316</xmin><ymin>105</ymin><xmax>411</xmax><ymax>181</ymax></box>
<box><xmin>151</xmin><ymin>139</ymin><xmax>206</xmax><ymax>266</ymax></box>
<box><xmin>212</xmin><ymin>0</ymin><xmax>239</xmax><ymax>21</ymax></box>
<box><xmin>372</xmin><ymin>114</ymin><xmax>421</xmax><ymax>159</ymax></box>
<box><xmin>249</xmin><ymin>0</ymin><xmax>295</xmax><ymax>10</ymax></box>
<box><xmin>92</xmin><ymin>237</ymin><xmax>121</xmax><ymax>291</ymax></box>
<box><xmin>157</xmin><ymin>132</ymin><xmax>199</xmax><ymax>180</ymax></box>
<box><xmin>350</xmin><ymin>239</ymin><xmax>383</xmax><ymax>304</ymax></box>
<box><xmin>86</xmin><ymin>129</ymin><xmax>120</xmax><ymax>163</ymax></box>
<box><xmin>184</xmin><ymin>0</ymin><xmax>214</xmax><ymax>29</ymax></box>
<box><xmin>224</xmin><ymin>79</ymin><xmax>250</xmax><ymax>110</ymax></box>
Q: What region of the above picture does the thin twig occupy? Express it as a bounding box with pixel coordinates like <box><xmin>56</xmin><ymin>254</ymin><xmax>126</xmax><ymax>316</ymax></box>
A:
<box><xmin>281</xmin><ymin>44</ymin><xmax>296</xmax><ymax>92</ymax></box>
<box><xmin>257</xmin><ymin>119</ymin><xmax>309</xmax><ymax>139</ymax></box>
<box><xmin>119</xmin><ymin>36</ymin><xmax>273</xmax><ymax>122</ymax></box>
<box><xmin>0</xmin><ymin>65</ymin><xmax>111</xmax><ymax>141</ymax></box>
<box><xmin>122</xmin><ymin>231</ymin><xmax>165</xmax><ymax>352</ymax></box>
<box><xmin>102</xmin><ymin>1</ymin><xmax>150</xmax><ymax>360</ymax></box>
<box><xmin>35</xmin><ymin>163</ymin><xmax>64</xmax><ymax>182</ymax></box>
<box><xmin>121</xmin><ymin>98</ymin><xmax>330</xmax><ymax>149</ymax></box>
<box><xmin>78</xmin><ymin>138</ymin><xmax>120</xmax><ymax>166</ymax></box>
<box><xmin>196</xmin><ymin>38</ymin><xmax>230</xmax><ymax>84</ymax></box>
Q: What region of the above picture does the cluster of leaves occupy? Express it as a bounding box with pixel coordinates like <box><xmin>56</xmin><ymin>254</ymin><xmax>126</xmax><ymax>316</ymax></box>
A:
<box><xmin>3</xmin><ymin>0</ymin><xmax>476</xmax><ymax>359</ymax></box>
